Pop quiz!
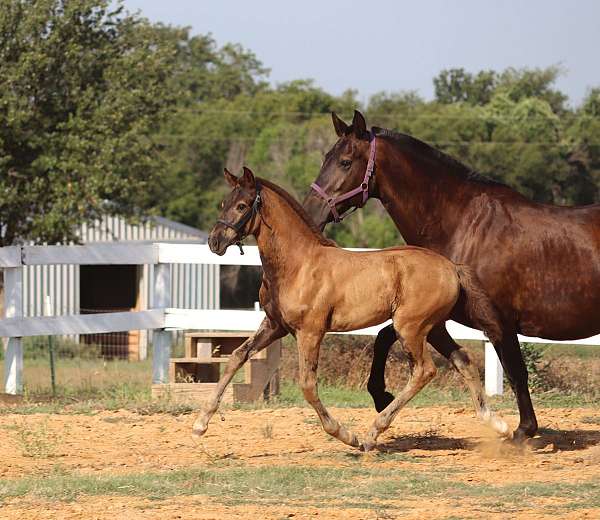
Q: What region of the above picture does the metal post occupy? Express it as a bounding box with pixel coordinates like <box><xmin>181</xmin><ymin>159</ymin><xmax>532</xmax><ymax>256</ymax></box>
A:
<box><xmin>45</xmin><ymin>295</ymin><xmax>57</xmax><ymax>397</ymax></box>
<box><xmin>152</xmin><ymin>263</ymin><xmax>171</xmax><ymax>384</ymax></box>
<box><xmin>4</xmin><ymin>266</ymin><xmax>23</xmax><ymax>394</ymax></box>
<box><xmin>484</xmin><ymin>341</ymin><xmax>504</xmax><ymax>396</ymax></box>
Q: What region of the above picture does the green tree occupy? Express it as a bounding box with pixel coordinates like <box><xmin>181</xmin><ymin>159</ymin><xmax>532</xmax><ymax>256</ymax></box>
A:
<box><xmin>434</xmin><ymin>68</ymin><xmax>497</xmax><ymax>105</ymax></box>
<box><xmin>565</xmin><ymin>88</ymin><xmax>600</xmax><ymax>202</ymax></box>
<box><xmin>0</xmin><ymin>0</ymin><xmax>179</xmax><ymax>246</ymax></box>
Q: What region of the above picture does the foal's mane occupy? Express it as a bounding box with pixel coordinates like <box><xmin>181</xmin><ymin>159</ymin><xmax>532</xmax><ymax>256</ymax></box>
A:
<box><xmin>371</xmin><ymin>127</ymin><xmax>507</xmax><ymax>188</ymax></box>
<box><xmin>258</xmin><ymin>177</ymin><xmax>336</xmax><ymax>247</ymax></box>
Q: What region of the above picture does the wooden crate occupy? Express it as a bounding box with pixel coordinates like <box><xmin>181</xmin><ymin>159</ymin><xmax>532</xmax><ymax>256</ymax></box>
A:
<box><xmin>151</xmin><ymin>331</ymin><xmax>281</xmax><ymax>404</ymax></box>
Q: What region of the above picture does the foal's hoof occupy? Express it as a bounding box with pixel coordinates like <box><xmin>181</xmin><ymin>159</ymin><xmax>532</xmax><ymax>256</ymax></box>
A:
<box><xmin>191</xmin><ymin>418</ymin><xmax>209</xmax><ymax>442</ymax></box>
<box><xmin>360</xmin><ymin>438</ymin><xmax>377</xmax><ymax>452</ymax></box>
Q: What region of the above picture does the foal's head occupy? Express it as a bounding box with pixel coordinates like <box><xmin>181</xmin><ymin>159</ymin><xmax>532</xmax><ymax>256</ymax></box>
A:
<box><xmin>303</xmin><ymin>110</ymin><xmax>374</xmax><ymax>229</ymax></box>
<box><xmin>209</xmin><ymin>167</ymin><xmax>259</xmax><ymax>256</ymax></box>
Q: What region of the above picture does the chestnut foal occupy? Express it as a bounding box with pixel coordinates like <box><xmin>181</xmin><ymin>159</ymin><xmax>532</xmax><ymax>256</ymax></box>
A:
<box><xmin>193</xmin><ymin>167</ymin><xmax>508</xmax><ymax>451</ymax></box>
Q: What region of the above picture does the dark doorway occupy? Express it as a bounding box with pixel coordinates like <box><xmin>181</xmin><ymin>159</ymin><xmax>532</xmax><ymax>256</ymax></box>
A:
<box><xmin>80</xmin><ymin>265</ymin><xmax>139</xmax><ymax>359</ymax></box>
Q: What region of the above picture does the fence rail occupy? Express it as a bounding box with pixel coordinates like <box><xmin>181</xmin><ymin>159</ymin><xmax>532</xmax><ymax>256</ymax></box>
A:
<box><xmin>2</xmin><ymin>242</ymin><xmax>599</xmax><ymax>397</ymax></box>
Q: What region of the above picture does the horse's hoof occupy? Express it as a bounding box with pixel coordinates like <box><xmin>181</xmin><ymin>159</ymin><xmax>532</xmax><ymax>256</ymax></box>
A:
<box><xmin>374</xmin><ymin>392</ymin><xmax>395</xmax><ymax>413</ymax></box>
<box><xmin>512</xmin><ymin>426</ymin><xmax>537</xmax><ymax>444</ymax></box>
<box><xmin>507</xmin><ymin>428</ymin><xmax>535</xmax><ymax>446</ymax></box>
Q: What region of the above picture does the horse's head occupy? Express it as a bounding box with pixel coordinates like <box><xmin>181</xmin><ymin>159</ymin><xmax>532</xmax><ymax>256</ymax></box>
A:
<box><xmin>209</xmin><ymin>166</ymin><xmax>259</xmax><ymax>256</ymax></box>
<box><xmin>303</xmin><ymin>110</ymin><xmax>375</xmax><ymax>229</ymax></box>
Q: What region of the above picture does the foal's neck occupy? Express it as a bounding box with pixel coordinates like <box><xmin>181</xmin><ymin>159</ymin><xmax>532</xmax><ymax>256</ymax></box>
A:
<box><xmin>254</xmin><ymin>185</ymin><xmax>326</xmax><ymax>279</ymax></box>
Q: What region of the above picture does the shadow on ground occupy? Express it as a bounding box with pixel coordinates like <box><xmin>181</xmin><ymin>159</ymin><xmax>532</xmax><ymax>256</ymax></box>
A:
<box><xmin>376</xmin><ymin>434</ymin><xmax>475</xmax><ymax>453</ymax></box>
<box><xmin>529</xmin><ymin>427</ymin><xmax>600</xmax><ymax>452</ymax></box>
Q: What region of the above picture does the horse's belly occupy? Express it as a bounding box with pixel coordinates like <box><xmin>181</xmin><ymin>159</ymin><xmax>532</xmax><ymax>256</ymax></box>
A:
<box><xmin>516</xmin><ymin>286</ymin><xmax>600</xmax><ymax>340</ymax></box>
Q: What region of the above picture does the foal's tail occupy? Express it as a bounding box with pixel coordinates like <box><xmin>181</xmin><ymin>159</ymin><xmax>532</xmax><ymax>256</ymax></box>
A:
<box><xmin>455</xmin><ymin>265</ymin><xmax>504</xmax><ymax>345</ymax></box>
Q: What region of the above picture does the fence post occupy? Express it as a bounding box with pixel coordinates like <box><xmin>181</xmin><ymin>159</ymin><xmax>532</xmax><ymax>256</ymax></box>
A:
<box><xmin>484</xmin><ymin>341</ymin><xmax>503</xmax><ymax>396</ymax></box>
<box><xmin>4</xmin><ymin>266</ymin><xmax>23</xmax><ymax>394</ymax></box>
<box><xmin>152</xmin><ymin>263</ymin><xmax>171</xmax><ymax>384</ymax></box>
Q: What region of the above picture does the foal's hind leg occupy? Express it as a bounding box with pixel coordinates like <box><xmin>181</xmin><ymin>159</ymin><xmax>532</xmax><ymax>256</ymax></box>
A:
<box><xmin>362</xmin><ymin>321</ymin><xmax>437</xmax><ymax>452</ymax></box>
<box><xmin>367</xmin><ymin>324</ymin><xmax>397</xmax><ymax>412</ymax></box>
<box><xmin>428</xmin><ymin>324</ymin><xmax>509</xmax><ymax>436</ymax></box>
<box><xmin>297</xmin><ymin>330</ymin><xmax>362</xmax><ymax>448</ymax></box>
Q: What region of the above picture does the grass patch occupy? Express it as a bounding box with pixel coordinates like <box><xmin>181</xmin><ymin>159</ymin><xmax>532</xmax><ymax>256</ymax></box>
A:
<box><xmin>2</xmin><ymin>419</ymin><xmax>61</xmax><ymax>458</ymax></box>
<box><xmin>270</xmin><ymin>380</ymin><xmax>471</xmax><ymax>409</ymax></box>
<box><xmin>582</xmin><ymin>415</ymin><xmax>600</xmax><ymax>425</ymax></box>
<box><xmin>3</xmin><ymin>376</ymin><xmax>596</xmax><ymax>416</ymax></box>
<box><xmin>0</xmin><ymin>464</ymin><xmax>598</xmax><ymax>513</ymax></box>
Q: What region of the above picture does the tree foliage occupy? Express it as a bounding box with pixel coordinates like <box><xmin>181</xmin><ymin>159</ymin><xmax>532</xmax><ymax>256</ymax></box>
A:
<box><xmin>0</xmin><ymin>0</ymin><xmax>179</xmax><ymax>245</ymax></box>
<box><xmin>1</xmin><ymin>4</ymin><xmax>598</xmax><ymax>250</ymax></box>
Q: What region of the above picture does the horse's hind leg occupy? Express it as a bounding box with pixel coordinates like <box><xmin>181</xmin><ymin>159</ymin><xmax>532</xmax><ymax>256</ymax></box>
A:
<box><xmin>367</xmin><ymin>324</ymin><xmax>397</xmax><ymax>412</ymax></box>
<box><xmin>493</xmin><ymin>331</ymin><xmax>538</xmax><ymax>441</ymax></box>
<box><xmin>297</xmin><ymin>330</ymin><xmax>362</xmax><ymax>448</ymax></box>
<box><xmin>362</xmin><ymin>320</ymin><xmax>436</xmax><ymax>452</ymax></box>
<box><xmin>428</xmin><ymin>324</ymin><xmax>509</xmax><ymax>437</ymax></box>
<box><xmin>192</xmin><ymin>317</ymin><xmax>286</xmax><ymax>439</ymax></box>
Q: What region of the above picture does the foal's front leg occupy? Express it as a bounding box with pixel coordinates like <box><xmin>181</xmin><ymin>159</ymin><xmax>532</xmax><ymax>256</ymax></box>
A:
<box><xmin>297</xmin><ymin>330</ymin><xmax>362</xmax><ymax>449</ymax></box>
<box><xmin>192</xmin><ymin>317</ymin><xmax>286</xmax><ymax>439</ymax></box>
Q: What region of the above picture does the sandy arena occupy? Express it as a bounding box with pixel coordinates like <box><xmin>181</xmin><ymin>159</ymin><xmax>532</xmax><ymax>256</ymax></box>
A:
<box><xmin>0</xmin><ymin>405</ymin><xmax>599</xmax><ymax>519</ymax></box>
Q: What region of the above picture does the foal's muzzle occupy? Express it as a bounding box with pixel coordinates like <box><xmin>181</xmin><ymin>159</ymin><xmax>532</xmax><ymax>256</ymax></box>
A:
<box><xmin>208</xmin><ymin>227</ymin><xmax>232</xmax><ymax>256</ymax></box>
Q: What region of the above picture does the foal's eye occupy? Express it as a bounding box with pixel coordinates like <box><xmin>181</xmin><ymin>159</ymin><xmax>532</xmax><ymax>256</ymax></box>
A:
<box><xmin>340</xmin><ymin>159</ymin><xmax>352</xmax><ymax>168</ymax></box>
<box><xmin>237</xmin><ymin>203</ymin><xmax>247</xmax><ymax>211</ymax></box>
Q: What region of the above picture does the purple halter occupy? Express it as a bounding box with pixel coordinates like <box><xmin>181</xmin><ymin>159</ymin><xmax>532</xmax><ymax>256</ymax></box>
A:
<box><xmin>310</xmin><ymin>133</ymin><xmax>377</xmax><ymax>222</ymax></box>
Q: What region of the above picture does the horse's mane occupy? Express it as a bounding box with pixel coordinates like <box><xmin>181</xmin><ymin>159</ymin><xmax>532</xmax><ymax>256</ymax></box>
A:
<box><xmin>257</xmin><ymin>177</ymin><xmax>336</xmax><ymax>247</ymax></box>
<box><xmin>371</xmin><ymin>127</ymin><xmax>507</xmax><ymax>188</ymax></box>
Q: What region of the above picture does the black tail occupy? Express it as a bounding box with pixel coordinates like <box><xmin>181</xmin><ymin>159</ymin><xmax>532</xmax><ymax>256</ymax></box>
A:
<box><xmin>455</xmin><ymin>265</ymin><xmax>503</xmax><ymax>345</ymax></box>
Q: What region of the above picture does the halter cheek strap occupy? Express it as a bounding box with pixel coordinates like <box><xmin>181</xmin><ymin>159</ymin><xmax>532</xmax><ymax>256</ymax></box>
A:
<box><xmin>310</xmin><ymin>132</ymin><xmax>377</xmax><ymax>223</ymax></box>
<box><xmin>216</xmin><ymin>188</ymin><xmax>262</xmax><ymax>255</ymax></box>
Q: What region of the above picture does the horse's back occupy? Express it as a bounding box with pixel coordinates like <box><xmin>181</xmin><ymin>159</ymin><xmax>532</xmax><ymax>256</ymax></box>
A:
<box><xmin>456</xmin><ymin>193</ymin><xmax>600</xmax><ymax>339</ymax></box>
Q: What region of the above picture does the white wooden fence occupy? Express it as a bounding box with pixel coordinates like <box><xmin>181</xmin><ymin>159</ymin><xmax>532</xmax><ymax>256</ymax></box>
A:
<box><xmin>2</xmin><ymin>243</ymin><xmax>599</xmax><ymax>397</ymax></box>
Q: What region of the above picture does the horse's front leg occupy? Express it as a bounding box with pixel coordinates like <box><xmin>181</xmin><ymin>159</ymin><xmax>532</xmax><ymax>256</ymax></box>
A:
<box><xmin>192</xmin><ymin>317</ymin><xmax>286</xmax><ymax>439</ymax></box>
<box><xmin>297</xmin><ymin>330</ymin><xmax>362</xmax><ymax>449</ymax></box>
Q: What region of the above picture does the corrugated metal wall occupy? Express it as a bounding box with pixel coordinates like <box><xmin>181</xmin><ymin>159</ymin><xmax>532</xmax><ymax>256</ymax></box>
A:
<box><xmin>22</xmin><ymin>216</ymin><xmax>220</xmax><ymax>318</ymax></box>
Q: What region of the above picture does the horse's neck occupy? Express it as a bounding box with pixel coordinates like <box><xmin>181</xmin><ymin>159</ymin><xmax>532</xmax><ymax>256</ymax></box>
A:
<box><xmin>377</xmin><ymin>142</ymin><xmax>476</xmax><ymax>250</ymax></box>
<box><xmin>255</xmin><ymin>188</ymin><xmax>322</xmax><ymax>280</ymax></box>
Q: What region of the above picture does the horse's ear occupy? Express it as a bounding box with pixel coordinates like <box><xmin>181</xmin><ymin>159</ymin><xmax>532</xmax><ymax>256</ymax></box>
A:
<box><xmin>331</xmin><ymin>112</ymin><xmax>349</xmax><ymax>137</ymax></box>
<box><xmin>351</xmin><ymin>110</ymin><xmax>368</xmax><ymax>139</ymax></box>
<box><xmin>240</xmin><ymin>166</ymin><xmax>256</xmax><ymax>189</ymax></box>
<box><xmin>224</xmin><ymin>168</ymin><xmax>238</xmax><ymax>188</ymax></box>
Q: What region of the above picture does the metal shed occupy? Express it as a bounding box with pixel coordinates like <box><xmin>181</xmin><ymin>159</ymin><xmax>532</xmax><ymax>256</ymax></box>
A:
<box><xmin>21</xmin><ymin>215</ymin><xmax>220</xmax><ymax>359</ymax></box>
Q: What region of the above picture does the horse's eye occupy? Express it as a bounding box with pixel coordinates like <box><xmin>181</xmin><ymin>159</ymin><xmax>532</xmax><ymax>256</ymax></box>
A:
<box><xmin>340</xmin><ymin>159</ymin><xmax>352</xmax><ymax>168</ymax></box>
<box><xmin>237</xmin><ymin>203</ymin><xmax>247</xmax><ymax>211</ymax></box>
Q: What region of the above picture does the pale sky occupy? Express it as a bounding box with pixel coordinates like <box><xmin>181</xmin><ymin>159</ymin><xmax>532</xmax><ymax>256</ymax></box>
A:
<box><xmin>122</xmin><ymin>0</ymin><xmax>600</xmax><ymax>107</ymax></box>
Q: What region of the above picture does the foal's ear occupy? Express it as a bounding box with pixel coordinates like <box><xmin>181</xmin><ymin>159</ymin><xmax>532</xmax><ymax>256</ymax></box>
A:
<box><xmin>331</xmin><ymin>112</ymin><xmax>349</xmax><ymax>137</ymax></box>
<box><xmin>240</xmin><ymin>166</ymin><xmax>256</xmax><ymax>189</ymax></box>
<box><xmin>351</xmin><ymin>110</ymin><xmax>368</xmax><ymax>139</ymax></box>
<box><xmin>224</xmin><ymin>168</ymin><xmax>238</xmax><ymax>188</ymax></box>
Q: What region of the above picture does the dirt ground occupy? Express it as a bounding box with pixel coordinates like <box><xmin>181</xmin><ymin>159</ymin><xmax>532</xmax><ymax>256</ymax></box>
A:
<box><xmin>0</xmin><ymin>405</ymin><xmax>599</xmax><ymax>519</ymax></box>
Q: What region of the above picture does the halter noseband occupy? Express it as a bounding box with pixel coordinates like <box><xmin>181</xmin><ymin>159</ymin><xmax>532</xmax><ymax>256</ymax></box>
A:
<box><xmin>310</xmin><ymin>132</ymin><xmax>377</xmax><ymax>223</ymax></box>
<box><xmin>216</xmin><ymin>186</ymin><xmax>262</xmax><ymax>255</ymax></box>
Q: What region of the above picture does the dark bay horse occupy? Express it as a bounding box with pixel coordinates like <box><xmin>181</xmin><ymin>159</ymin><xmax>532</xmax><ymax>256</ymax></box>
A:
<box><xmin>193</xmin><ymin>167</ymin><xmax>508</xmax><ymax>450</ymax></box>
<box><xmin>303</xmin><ymin>110</ymin><xmax>600</xmax><ymax>441</ymax></box>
